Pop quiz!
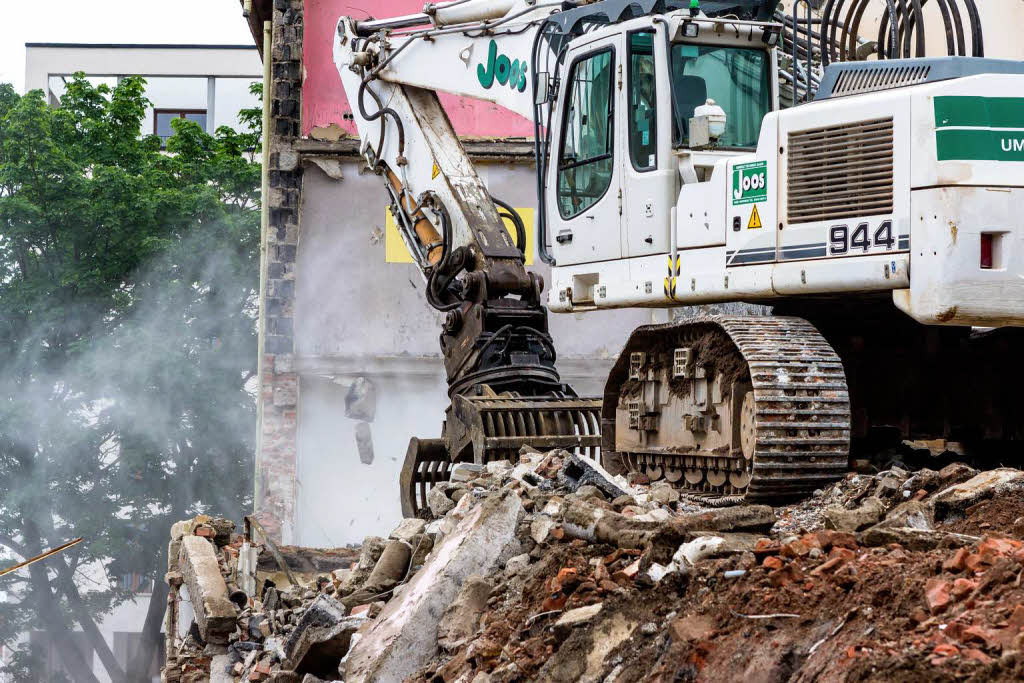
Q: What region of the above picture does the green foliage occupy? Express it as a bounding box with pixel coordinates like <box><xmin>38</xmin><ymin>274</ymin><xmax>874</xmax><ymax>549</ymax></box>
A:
<box><xmin>0</xmin><ymin>73</ymin><xmax>261</xmax><ymax>680</ymax></box>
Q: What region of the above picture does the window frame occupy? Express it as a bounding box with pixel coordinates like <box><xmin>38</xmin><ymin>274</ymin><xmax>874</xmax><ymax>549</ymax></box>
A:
<box><xmin>556</xmin><ymin>45</ymin><xmax>617</xmax><ymax>220</ymax></box>
<box><xmin>627</xmin><ymin>29</ymin><xmax>659</xmax><ymax>173</ymax></box>
<box><xmin>153</xmin><ymin>108</ymin><xmax>208</xmax><ymax>146</ymax></box>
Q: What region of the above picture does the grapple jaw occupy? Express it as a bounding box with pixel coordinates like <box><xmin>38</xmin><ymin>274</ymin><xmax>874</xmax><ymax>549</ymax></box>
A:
<box><xmin>400</xmin><ymin>393</ymin><xmax>602</xmax><ymax>517</ymax></box>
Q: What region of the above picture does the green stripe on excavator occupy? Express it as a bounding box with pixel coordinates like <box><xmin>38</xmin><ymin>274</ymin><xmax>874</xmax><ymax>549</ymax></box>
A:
<box><xmin>934</xmin><ymin>96</ymin><xmax>1024</xmax><ymax>161</ymax></box>
<box><xmin>934</xmin><ymin>96</ymin><xmax>1024</xmax><ymax>130</ymax></box>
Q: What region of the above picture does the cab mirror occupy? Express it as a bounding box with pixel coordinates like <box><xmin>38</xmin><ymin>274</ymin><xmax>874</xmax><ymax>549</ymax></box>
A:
<box><xmin>534</xmin><ymin>72</ymin><xmax>551</xmax><ymax>106</ymax></box>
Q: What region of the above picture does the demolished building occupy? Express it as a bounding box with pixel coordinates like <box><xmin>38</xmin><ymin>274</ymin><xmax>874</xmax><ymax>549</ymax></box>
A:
<box><xmin>162</xmin><ymin>448</ymin><xmax>1024</xmax><ymax>682</ymax></box>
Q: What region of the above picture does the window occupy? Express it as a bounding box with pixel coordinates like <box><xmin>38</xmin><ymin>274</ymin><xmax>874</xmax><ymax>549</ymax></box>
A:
<box><xmin>118</xmin><ymin>572</ymin><xmax>155</xmax><ymax>594</ymax></box>
<box><xmin>558</xmin><ymin>49</ymin><xmax>615</xmax><ymax>219</ymax></box>
<box><xmin>154</xmin><ymin>110</ymin><xmax>208</xmax><ymax>147</ymax></box>
<box><xmin>629</xmin><ymin>32</ymin><xmax>658</xmax><ymax>171</ymax></box>
<box><xmin>670</xmin><ymin>45</ymin><xmax>771</xmax><ymax>149</ymax></box>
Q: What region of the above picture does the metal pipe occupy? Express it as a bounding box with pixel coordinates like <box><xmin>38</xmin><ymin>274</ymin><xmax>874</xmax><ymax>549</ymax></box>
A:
<box><xmin>356</xmin><ymin>13</ymin><xmax>432</xmax><ymax>34</ymax></box>
<box><xmin>433</xmin><ymin>0</ymin><xmax>516</xmax><ymax>26</ymax></box>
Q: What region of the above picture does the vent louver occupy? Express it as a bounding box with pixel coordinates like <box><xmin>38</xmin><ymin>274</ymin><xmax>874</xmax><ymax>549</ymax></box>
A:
<box><xmin>830</xmin><ymin>65</ymin><xmax>931</xmax><ymax>98</ymax></box>
<box><xmin>787</xmin><ymin>118</ymin><xmax>894</xmax><ymax>224</ymax></box>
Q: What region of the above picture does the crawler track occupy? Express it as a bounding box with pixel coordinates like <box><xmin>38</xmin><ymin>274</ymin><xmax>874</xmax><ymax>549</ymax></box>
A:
<box><xmin>612</xmin><ymin>316</ymin><xmax>852</xmax><ymax>503</ymax></box>
<box><xmin>723</xmin><ymin>316</ymin><xmax>851</xmax><ymax>502</ymax></box>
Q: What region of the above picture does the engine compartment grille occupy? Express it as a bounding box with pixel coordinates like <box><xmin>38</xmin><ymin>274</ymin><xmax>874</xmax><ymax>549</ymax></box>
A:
<box><xmin>787</xmin><ymin>117</ymin><xmax>894</xmax><ymax>224</ymax></box>
<box><xmin>831</xmin><ymin>65</ymin><xmax>931</xmax><ymax>98</ymax></box>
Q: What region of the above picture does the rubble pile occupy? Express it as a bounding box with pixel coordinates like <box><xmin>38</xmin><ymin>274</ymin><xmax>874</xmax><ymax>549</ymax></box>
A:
<box><xmin>161</xmin><ymin>453</ymin><xmax>1024</xmax><ymax>682</ymax></box>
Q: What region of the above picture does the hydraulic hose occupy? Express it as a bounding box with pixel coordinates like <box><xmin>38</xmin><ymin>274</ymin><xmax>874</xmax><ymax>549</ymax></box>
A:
<box><xmin>357</xmin><ymin>79</ymin><xmax>406</xmax><ymax>164</ymax></box>
<box><xmin>491</xmin><ymin>195</ymin><xmax>526</xmax><ymax>260</ymax></box>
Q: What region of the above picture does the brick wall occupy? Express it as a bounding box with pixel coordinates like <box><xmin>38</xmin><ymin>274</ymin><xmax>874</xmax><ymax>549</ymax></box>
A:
<box><xmin>255</xmin><ymin>0</ymin><xmax>303</xmax><ymax>543</ymax></box>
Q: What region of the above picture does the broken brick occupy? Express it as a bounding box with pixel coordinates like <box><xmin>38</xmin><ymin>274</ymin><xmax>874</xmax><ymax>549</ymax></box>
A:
<box><xmin>925</xmin><ymin>578</ymin><xmax>952</xmax><ymax>614</ymax></box>
<box><xmin>951</xmin><ymin>578</ymin><xmax>977</xmax><ymax>601</ymax></box>
<box><xmin>963</xmin><ymin>648</ymin><xmax>993</xmax><ymax>664</ymax></box>
<box><xmin>762</xmin><ymin>556</ymin><xmax>784</xmax><ymax>571</ymax></box>
<box><xmin>943</xmin><ymin>547</ymin><xmax>970</xmax><ymax>572</ymax></box>
<box><xmin>810</xmin><ymin>556</ymin><xmax>845</xmax><ymax>576</ymax></box>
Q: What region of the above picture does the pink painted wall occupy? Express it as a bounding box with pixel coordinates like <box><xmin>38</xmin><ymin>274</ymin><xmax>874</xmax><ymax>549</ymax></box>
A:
<box><xmin>302</xmin><ymin>0</ymin><xmax>536</xmax><ymax>139</ymax></box>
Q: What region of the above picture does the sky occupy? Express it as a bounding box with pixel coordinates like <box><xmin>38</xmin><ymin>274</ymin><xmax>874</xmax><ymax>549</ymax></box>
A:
<box><xmin>0</xmin><ymin>0</ymin><xmax>256</xmax><ymax>93</ymax></box>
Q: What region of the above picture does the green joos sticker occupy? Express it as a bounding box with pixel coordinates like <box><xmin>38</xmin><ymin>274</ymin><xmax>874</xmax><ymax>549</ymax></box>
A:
<box><xmin>732</xmin><ymin>160</ymin><xmax>768</xmax><ymax>205</ymax></box>
<box><xmin>935</xmin><ymin>96</ymin><xmax>1024</xmax><ymax>162</ymax></box>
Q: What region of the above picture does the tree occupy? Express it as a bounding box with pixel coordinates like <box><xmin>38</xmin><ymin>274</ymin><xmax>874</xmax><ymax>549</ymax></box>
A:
<box><xmin>0</xmin><ymin>75</ymin><xmax>261</xmax><ymax>682</ymax></box>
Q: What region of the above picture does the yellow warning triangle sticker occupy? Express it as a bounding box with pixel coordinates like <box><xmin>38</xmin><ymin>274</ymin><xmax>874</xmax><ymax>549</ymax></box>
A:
<box><xmin>431</xmin><ymin>163</ymin><xmax>440</xmax><ymax>180</ymax></box>
<box><xmin>748</xmin><ymin>204</ymin><xmax>763</xmax><ymax>229</ymax></box>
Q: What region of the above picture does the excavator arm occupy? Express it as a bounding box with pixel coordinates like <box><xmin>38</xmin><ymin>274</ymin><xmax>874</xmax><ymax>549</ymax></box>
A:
<box><xmin>332</xmin><ymin>1</ymin><xmax>602</xmax><ymax>515</ymax></box>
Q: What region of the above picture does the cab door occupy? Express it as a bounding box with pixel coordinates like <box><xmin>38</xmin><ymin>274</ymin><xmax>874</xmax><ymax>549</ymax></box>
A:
<box><xmin>621</xmin><ymin>27</ymin><xmax>674</xmax><ymax>259</ymax></box>
<box><xmin>547</xmin><ymin>34</ymin><xmax>623</xmax><ymax>265</ymax></box>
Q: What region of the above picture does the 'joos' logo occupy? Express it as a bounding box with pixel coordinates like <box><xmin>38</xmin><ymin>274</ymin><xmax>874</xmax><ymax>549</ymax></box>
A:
<box><xmin>477</xmin><ymin>40</ymin><xmax>528</xmax><ymax>93</ymax></box>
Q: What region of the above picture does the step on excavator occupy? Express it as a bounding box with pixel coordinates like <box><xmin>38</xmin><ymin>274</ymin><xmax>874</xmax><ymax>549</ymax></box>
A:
<box><xmin>331</xmin><ymin>0</ymin><xmax>1024</xmax><ymax>515</ymax></box>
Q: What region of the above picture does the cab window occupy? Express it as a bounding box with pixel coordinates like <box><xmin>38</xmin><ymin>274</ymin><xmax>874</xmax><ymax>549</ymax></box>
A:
<box><xmin>629</xmin><ymin>32</ymin><xmax>657</xmax><ymax>171</ymax></box>
<box><xmin>670</xmin><ymin>45</ymin><xmax>771</xmax><ymax>149</ymax></box>
<box><xmin>558</xmin><ymin>49</ymin><xmax>615</xmax><ymax>219</ymax></box>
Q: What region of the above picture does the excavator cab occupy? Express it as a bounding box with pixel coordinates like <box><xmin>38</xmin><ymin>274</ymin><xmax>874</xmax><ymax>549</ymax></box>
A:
<box><xmin>546</xmin><ymin>13</ymin><xmax>779</xmax><ymax>274</ymax></box>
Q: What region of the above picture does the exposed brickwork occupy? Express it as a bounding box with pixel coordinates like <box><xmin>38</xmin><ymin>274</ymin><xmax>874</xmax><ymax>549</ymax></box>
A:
<box><xmin>255</xmin><ymin>0</ymin><xmax>304</xmax><ymax>543</ymax></box>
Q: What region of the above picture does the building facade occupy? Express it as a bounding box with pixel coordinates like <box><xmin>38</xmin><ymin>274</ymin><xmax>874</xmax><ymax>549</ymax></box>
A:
<box><xmin>24</xmin><ymin>43</ymin><xmax>262</xmax><ymax>140</ymax></box>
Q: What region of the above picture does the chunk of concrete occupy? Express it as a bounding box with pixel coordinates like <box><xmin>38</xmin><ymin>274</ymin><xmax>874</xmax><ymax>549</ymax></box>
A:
<box><xmin>650</xmin><ymin>483</ymin><xmax>680</xmax><ymax>504</ymax></box>
<box><xmin>530</xmin><ymin>515</ymin><xmax>556</xmax><ymax>544</ymax></box>
<box><xmin>389</xmin><ymin>518</ymin><xmax>426</xmax><ymax>542</ymax></box>
<box><xmin>345</xmin><ymin>377</ymin><xmax>376</xmax><ymax>422</ymax></box>
<box><xmin>341</xmin><ymin>540</ymin><xmax>411</xmax><ymax>610</ymax></box>
<box><xmin>178</xmin><ymin>535</ymin><xmax>237</xmax><ymax>644</ymax></box>
<box><xmin>210</xmin><ymin>654</ymin><xmax>233</xmax><ymax>683</ymax></box>
<box><xmin>284</xmin><ymin>594</ymin><xmax>365</xmax><ymax>677</ymax></box>
<box><xmin>932</xmin><ymin>469</ymin><xmax>1024</xmax><ymax>520</ymax></box>
<box><xmin>343</xmin><ymin>491</ymin><xmax>523</xmax><ymax>683</ymax></box>
<box><xmin>860</xmin><ymin>526</ymin><xmax>980</xmax><ymax>551</ymax></box>
<box><xmin>878</xmin><ymin>500</ymin><xmax>934</xmax><ymax>531</ymax></box>
<box><xmin>427</xmin><ymin>486</ymin><xmax>455</xmax><ymax>517</ymax></box>
<box><xmin>824</xmin><ymin>497</ymin><xmax>886</xmax><ymax>532</ymax></box>
<box><xmin>538</xmin><ymin>610</ymin><xmax>638</xmax><ymax>682</ymax></box>
<box><xmin>552</xmin><ymin>603</ymin><xmax>603</xmax><ymax>642</ymax></box>
<box><xmin>558</xmin><ymin>453</ymin><xmax>629</xmax><ymax>500</ymax></box>
<box><xmin>669</xmin><ymin>505</ymin><xmax>776</xmax><ymax>535</ymax></box>
<box><xmin>485</xmin><ymin>460</ymin><xmax>512</xmax><ymax>475</ymax></box>
<box><xmin>437</xmin><ymin>576</ymin><xmax>493</xmax><ymax>650</ymax></box>
<box><xmin>450</xmin><ymin>463</ymin><xmax>484</xmax><ymax>483</ymax></box>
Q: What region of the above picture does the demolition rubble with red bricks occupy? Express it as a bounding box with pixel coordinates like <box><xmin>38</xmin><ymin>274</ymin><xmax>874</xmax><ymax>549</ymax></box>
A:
<box><xmin>162</xmin><ymin>450</ymin><xmax>1024</xmax><ymax>682</ymax></box>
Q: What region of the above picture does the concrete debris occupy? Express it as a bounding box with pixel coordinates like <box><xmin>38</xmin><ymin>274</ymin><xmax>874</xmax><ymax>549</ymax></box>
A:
<box><xmin>824</xmin><ymin>496</ymin><xmax>886</xmax><ymax>532</ymax></box>
<box><xmin>162</xmin><ymin>456</ymin><xmax>1024</xmax><ymax>683</ymax></box>
<box><xmin>178</xmin><ymin>535</ymin><xmax>238</xmax><ymax>645</ymax></box>
<box><xmin>437</xmin><ymin>576</ymin><xmax>492</xmax><ymax>650</ymax></box>
<box><xmin>860</xmin><ymin>526</ymin><xmax>981</xmax><ymax>551</ymax></box>
<box><xmin>552</xmin><ymin>603</ymin><xmax>603</xmax><ymax>639</ymax></box>
<box><xmin>426</xmin><ymin>484</ymin><xmax>456</xmax><ymax>517</ymax></box>
<box><xmin>283</xmin><ymin>595</ymin><xmax>364</xmax><ymax>676</ymax></box>
<box><xmin>343</xmin><ymin>491</ymin><xmax>523</xmax><ymax>683</ymax></box>
<box><xmin>389</xmin><ymin>517</ymin><xmax>426</xmax><ymax>542</ymax></box>
<box><xmin>931</xmin><ymin>468</ymin><xmax>1024</xmax><ymax>519</ymax></box>
<box><xmin>557</xmin><ymin>452</ymin><xmax>631</xmax><ymax>500</ymax></box>
<box><xmin>450</xmin><ymin>462</ymin><xmax>484</xmax><ymax>482</ymax></box>
<box><xmin>345</xmin><ymin>376</ymin><xmax>377</xmax><ymax>422</ymax></box>
<box><xmin>354</xmin><ymin>421</ymin><xmax>374</xmax><ymax>465</ymax></box>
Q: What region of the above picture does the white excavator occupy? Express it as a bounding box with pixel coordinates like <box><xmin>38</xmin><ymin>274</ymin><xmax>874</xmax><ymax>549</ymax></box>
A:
<box><xmin>331</xmin><ymin>0</ymin><xmax>1024</xmax><ymax>515</ymax></box>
